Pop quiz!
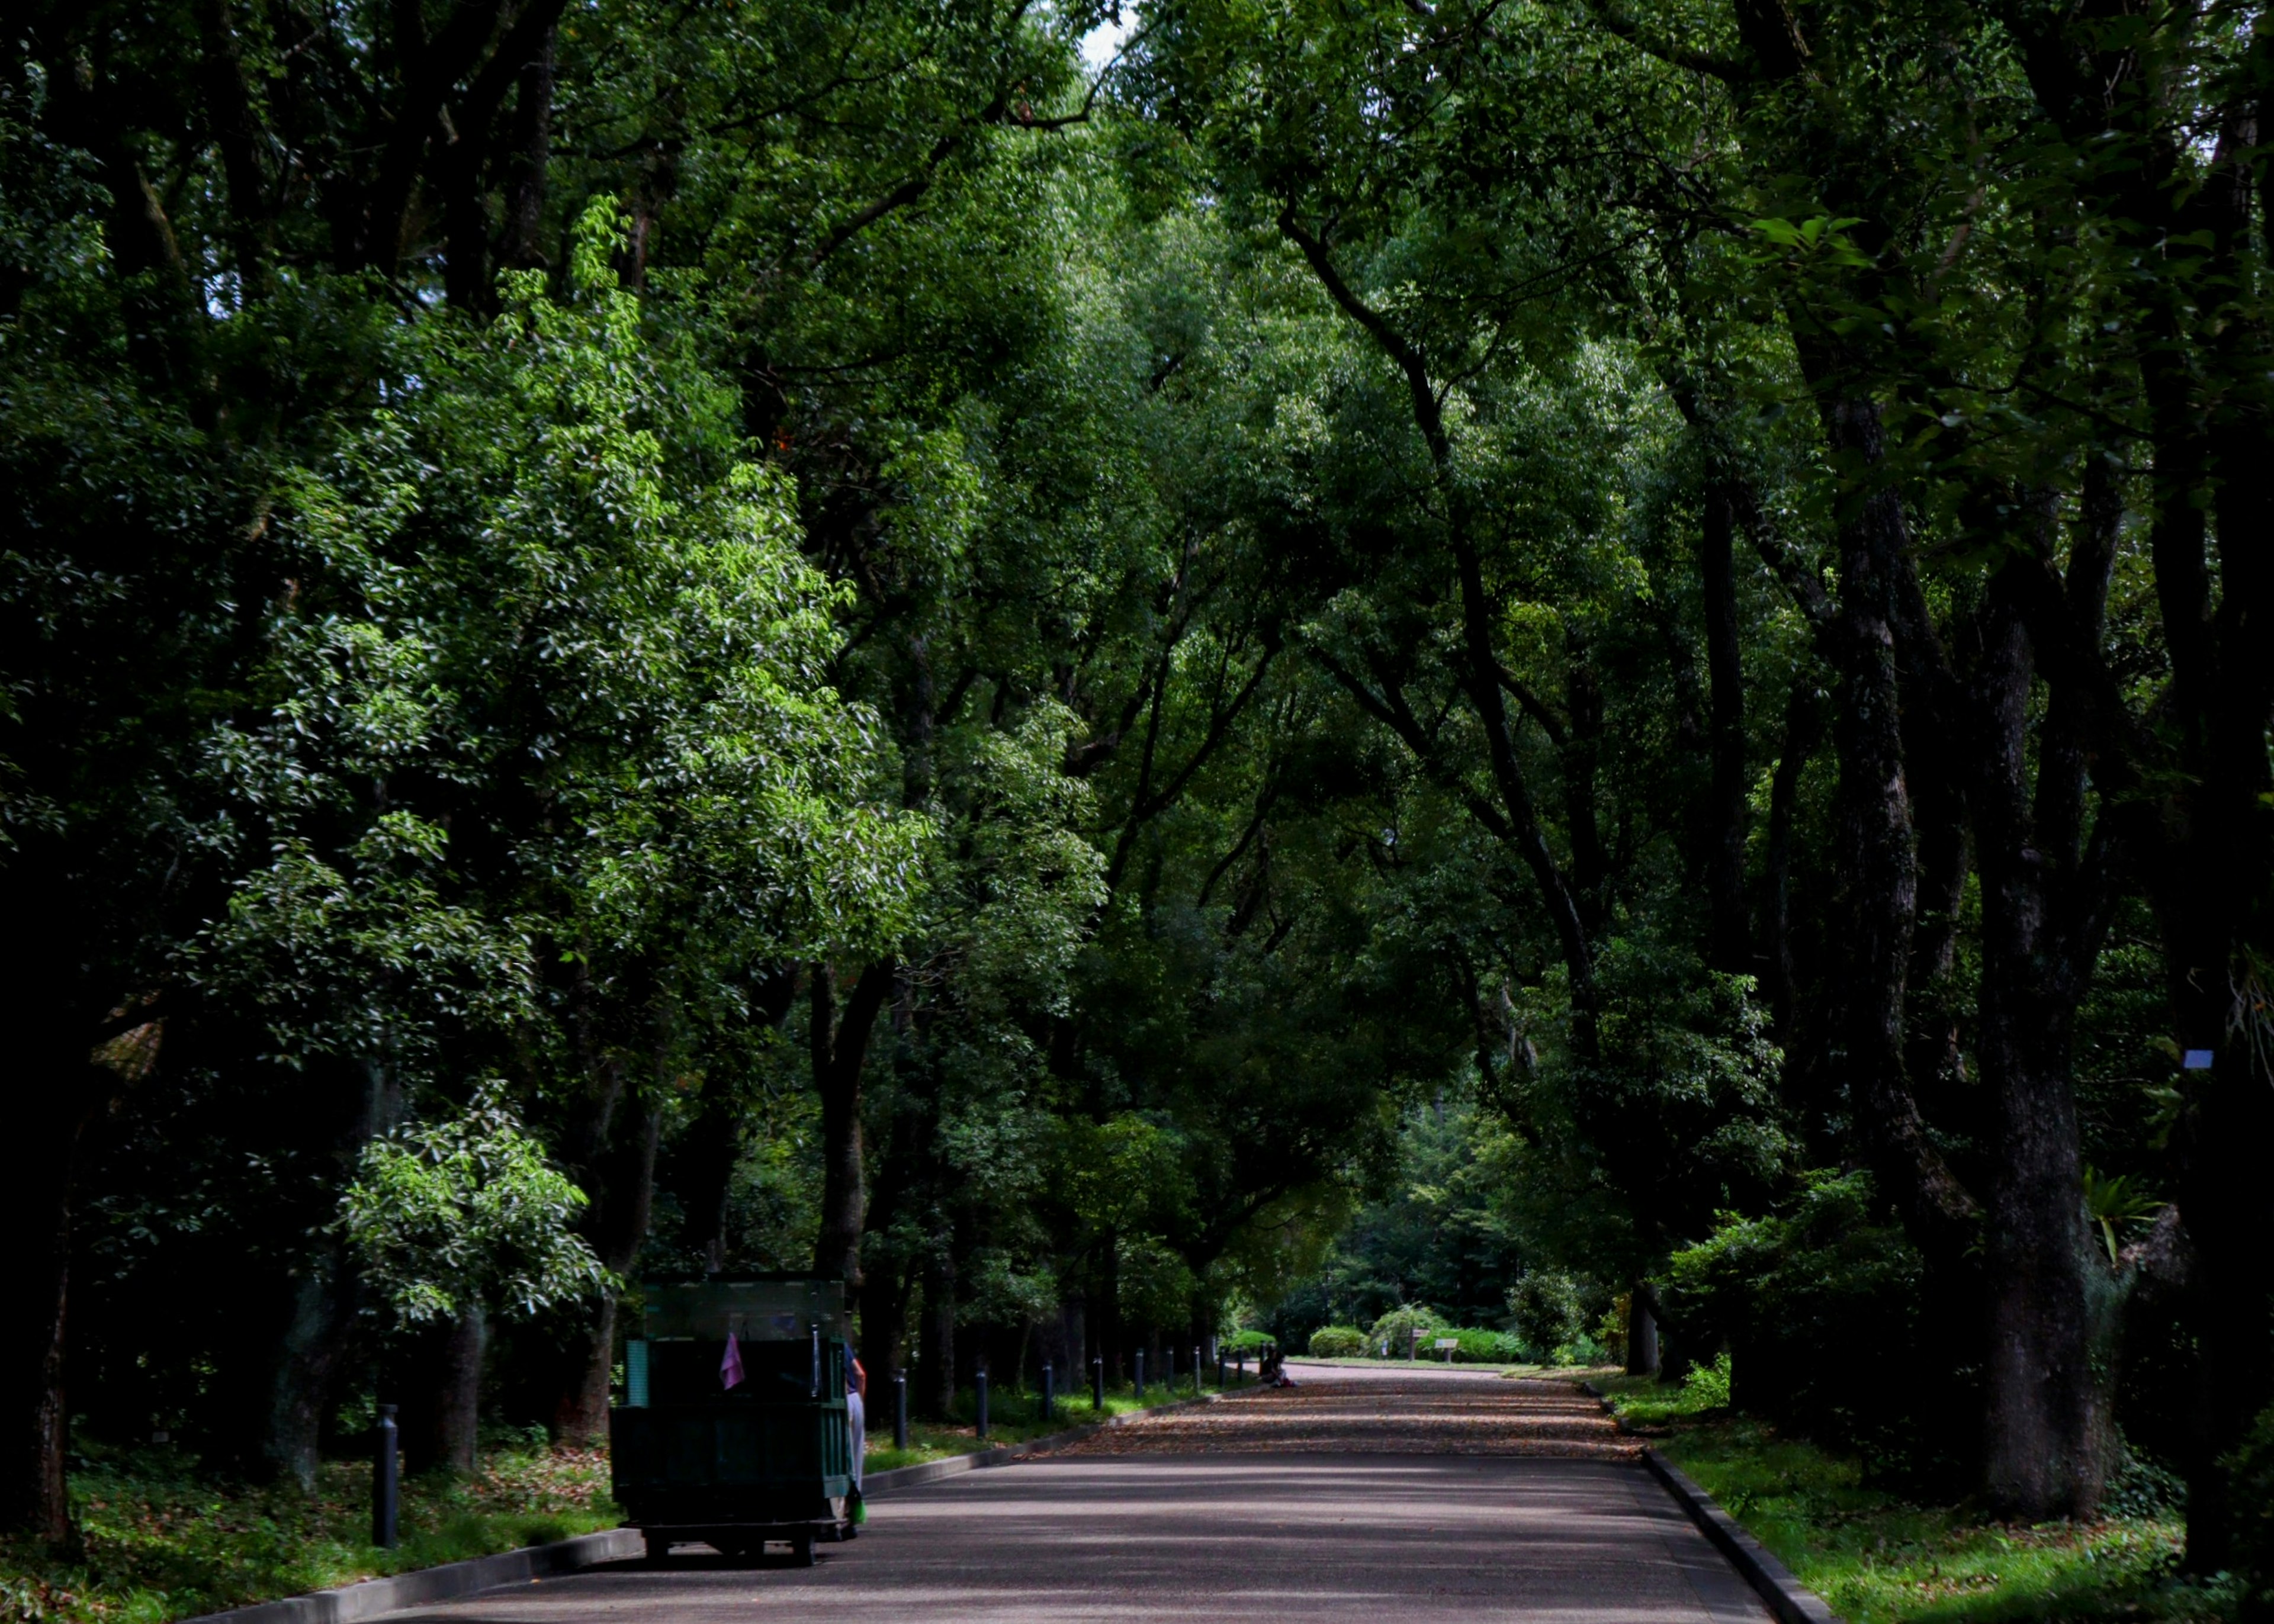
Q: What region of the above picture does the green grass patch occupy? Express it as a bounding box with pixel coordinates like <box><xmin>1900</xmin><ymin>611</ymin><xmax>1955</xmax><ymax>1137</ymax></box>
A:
<box><xmin>1589</xmin><ymin>1374</ymin><xmax>2226</xmax><ymax>1624</ymax></box>
<box><xmin>862</xmin><ymin>1377</ymin><xmax>1250</xmax><ymax>1469</ymax></box>
<box><xmin>0</xmin><ymin>1437</ymin><xmax>618</xmax><ymax>1624</ymax></box>
<box><xmin>1289</xmin><ymin>1355</ymin><xmax>1550</xmax><ymax>1374</ymax></box>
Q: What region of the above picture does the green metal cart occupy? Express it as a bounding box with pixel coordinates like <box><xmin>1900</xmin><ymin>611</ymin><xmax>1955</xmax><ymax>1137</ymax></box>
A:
<box><xmin>610</xmin><ymin>1276</ymin><xmax>856</xmax><ymax>1565</ymax></box>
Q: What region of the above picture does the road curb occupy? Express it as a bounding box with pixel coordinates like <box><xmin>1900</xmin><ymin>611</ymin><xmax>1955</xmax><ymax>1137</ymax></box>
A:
<box><xmin>1575</xmin><ymin>1381</ymin><xmax>1841</xmax><ymax>1624</ymax></box>
<box><xmin>175</xmin><ymin>1388</ymin><xmax>1250</xmax><ymax>1623</ymax></box>
<box><xmin>865</xmin><ymin>1387</ymin><xmax>1240</xmax><ymax>1495</ymax></box>
<box><xmin>175</xmin><ymin>1527</ymin><xmax>645</xmax><ymax>1624</ymax></box>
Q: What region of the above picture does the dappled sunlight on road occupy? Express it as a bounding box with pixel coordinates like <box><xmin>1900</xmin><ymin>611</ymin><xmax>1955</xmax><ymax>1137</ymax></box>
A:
<box><xmin>1052</xmin><ymin>1368</ymin><xmax>1637</xmax><ymax>1459</ymax></box>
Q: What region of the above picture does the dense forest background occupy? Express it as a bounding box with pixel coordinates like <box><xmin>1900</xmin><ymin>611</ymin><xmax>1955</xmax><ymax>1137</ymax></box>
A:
<box><xmin>5</xmin><ymin>0</ymin><xmax>2272</xmax><ymax>1602</ymax></box>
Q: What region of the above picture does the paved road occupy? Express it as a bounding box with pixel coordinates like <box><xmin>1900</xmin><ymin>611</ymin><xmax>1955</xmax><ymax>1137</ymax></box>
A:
<box><xmin>387</xmin><ymin>1367</ymin><xmax>1769</xmax><ymax>1624</ymax></box>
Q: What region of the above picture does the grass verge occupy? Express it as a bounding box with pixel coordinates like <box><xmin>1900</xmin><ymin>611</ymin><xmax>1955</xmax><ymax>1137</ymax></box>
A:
<box><xmin>1589</xmin><ymin>1372</ymin><xmax>2225</xmax><ymax>1624</ymax></box>
<box><xmin>862</xmin><ymin>1376</ymin><xmax>1250</xmax><ymax>1471</ymax></box>
<box><xmin>0</xmin><ymin>1437</ymin><xmax>616</xmax><ymax>1624</ymax></box>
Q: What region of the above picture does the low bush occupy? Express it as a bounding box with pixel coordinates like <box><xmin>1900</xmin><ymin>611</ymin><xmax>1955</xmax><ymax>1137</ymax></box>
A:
<box><xmin>1443</xmin><ymin>1327</ymin><xmax>1524</xmax><ymax>1363</ymax></box>
<box><xmin>1308</xmin><ymin>1326</ymin><xmax>1367</xmax><ymax>1358</ymax></box>
<box><xmin>1507</xmin><ymin>1270</ymin><xmax>1590</xmax><ymax>1355</ymax></box>
<box><xmin>1366</xmin><ymin>1304</ymin><xmax>1449</xmax><ymax>1358</ymax></box>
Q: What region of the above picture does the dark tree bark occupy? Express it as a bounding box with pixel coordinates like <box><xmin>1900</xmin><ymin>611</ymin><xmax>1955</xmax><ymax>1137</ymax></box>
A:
<box><xmin>1625</xmin><ymin>1285</ymin><xmax>1661</xmax><ymax>1377</ymax></box>
<box><xmin>1</xmin><ymin>1125</ymin><xmax>85</xmax><ymax>1548</ymax></box>
<box><xmin>1762</xmin><ymin>678</ymin><xmax>1825</xmax><ymax>1051</ymax></box>
<box><xmin>920</xmin><ymin>1252</ymin><xmax>956</xmax><ymax>1420</ymax></box>
<box><xmin>549</xmin><ymin>1098</ymin><xmax>659</xmax><ymax>1445</ymax></box>
<box><xmin>402</xmin><ymin>1304</ymin><xmax>486</xmax><ymax>1475</ymax></box>
<box><xmin>1968</xmin><ymin>556</ymin><xmax>2117</xmax><ymax>1517</ymax></box>
<box><xmin>548</xmin><ymin>977</ymin><xmax>664</xmax><ymax>1444</ymax></box>
<box><xmin>811</xmin><ymin>960</ymin><xmax>897</xmax><ymax>1292</ymax></box>
<box><xmin>1700</xmin><ymin>482</ymin><xmax>1751</xmax><ymax>976</ymax></box>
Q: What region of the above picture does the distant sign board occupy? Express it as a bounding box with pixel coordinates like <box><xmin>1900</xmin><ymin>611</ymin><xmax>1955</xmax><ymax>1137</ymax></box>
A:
<box><xmin>1434</xmin><ymin>1337</ymin><xmax>1459</xmax><ymax>1349</ymax></box>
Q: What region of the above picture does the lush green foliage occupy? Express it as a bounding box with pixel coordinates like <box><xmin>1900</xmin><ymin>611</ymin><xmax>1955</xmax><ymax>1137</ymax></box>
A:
<box><xmin>8</xmin><ymin>0</ymin><xmax>2274</xmax><ymax>1606</ymax></box>
<box><xmin>1600</xmin><ymin>1379</ymin><xmax>2215</xmax><ymax>1624</ymax></box>
<box><xmin>0</xmin><ymin>1442</ymin><xmax>614</xmax><ymax>1624</ymax></box>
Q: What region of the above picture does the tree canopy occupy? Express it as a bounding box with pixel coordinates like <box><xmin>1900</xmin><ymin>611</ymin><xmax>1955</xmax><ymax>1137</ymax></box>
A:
<box><xmin>5</xmin><ymin>0</ymin><xmax>2272</xmax><ymax>1594</ymax></box>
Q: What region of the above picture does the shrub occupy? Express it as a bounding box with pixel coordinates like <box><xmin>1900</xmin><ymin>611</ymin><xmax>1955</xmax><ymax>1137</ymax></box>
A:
<box><xmin>1507</xmin><ymin>1270</ymin><xmax>1588</xmax><ymax>1356</ymax></box>
<box><xmin>1443</xmin><ymin>1327</ymin><xmax>1523</xmax><ymax>1363</ymax></box>
<box><xmin>1552</xmin><ymin>1332</ymin><xmax>1610</xmax><ymax>1368</ymax></box>
<box><xmin>1661</xmin><ymin>1168</ymin><xmax>1971</xmax><ymax>1485</ymax></box>
<box><xmin>1684</xmin><ymin>1350</ymin><xmax>1733</xmax><ymax>1408</ymax></box>
<box><xmin>1367</xmin><ymin>1304</ymin><xmax>1449</xmax><ymax>1358</ymax></box>
<box><xmin>1308</xmin><ymin>1325</ymin><xmax>1367</xmax><ymax>1358</ymax></box>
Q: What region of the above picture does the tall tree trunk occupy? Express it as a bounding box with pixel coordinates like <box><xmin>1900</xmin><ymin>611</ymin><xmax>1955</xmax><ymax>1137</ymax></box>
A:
<box><xmin>1626</xmin><ymin>1285</ymin><xmax>1661</xmax><ymax>1377</ymax></box>
<box><xmin>1701</xmin><ymin>481</ymin><xmax>1751</xmax><ymax>976</ymax></box>
<box><xmin>403</xmin><ymin>1304</ymin><xmax>486</xmax><ymax>1475</ymax></box>
<box><xmin>920</xmin><ymin>1252</ymin><xmax>956</xmax><ymax>1420</ymax></box>
<box><xmin>1</xmin><ymin>977</ymin><xmax>145</xmax><ymax>1544</ymax></box>
<box><xmin>548</xmin><ymin>1023</ymin><xmax>662</xmax><ymax>1443</ymax></box>
<box><xmin>812</xmin><ymin>960</ymin><xmax>896</xmax><ymax>1292</ymax></box>
<box><xmin>1</xmin><ymin>1146</ymin><xmax>79</xmax><ymax>1547</ymax></box>
<box><xmin>1970</xmin><ymin>560</ymin><xmax>2111</xmax><ymax>1518</ymax></box>
<box><xmin>263</xmin><ymin>1256</ymin><xmax>358</xmax><ymax>1493</ymax></box>
<box><xmin>1762</xmin><ymin>678</ymin><xmax>1825</xmax><ymax>1051</ymax></box>
<box><xmin>1817</xmin><ymin>397</ymin><xmax>1975</xmax><ymax>1258</ymax></box>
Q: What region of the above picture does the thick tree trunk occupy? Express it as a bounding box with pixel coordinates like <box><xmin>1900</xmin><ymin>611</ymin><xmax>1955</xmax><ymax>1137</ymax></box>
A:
<box><xmin>1964</xmin><ymin>517</ymin><xmax>2130</xmax><ymax>1518</ymax></box>
<box><xmin>920</xmin><ymin>1253</ymin><xmax>956</xmax><ymax>1420</ymax></box>
<box><xmin>1</xmin><ymin>1155</ymin><xmax>77</xmax><ymax>1547</ymax></box>
<box><xmin>2</xmin><ymin>998</ymin><xmax>140</xmax><ymax>1545</ymax></box>
<box><xmin>550</xmin><ymin>1086</ymin><xmax>660</xmax><ymax>1445</ymax></box>
<box><xmin>1762</xmin><ymin>679</ymin><xmax>1825</xmax><ymax>1051</ymax></box>
<box><xmin>264</xmin><ymin>1257</ymin><xmax>358</xmax><ymax>1493</ymax></box>
<box><xmin>812</xmin><ymin>960</ymin><xmax>895</xmax><ymax>1292</ymax></box>
<box><xmin>1625</xmin><ymin>1287</ymin><xmax>1660</xmax><ymax>1377</ymax></box>
<box><xmin>404</xmin><ymin>1304</ymin><xmax>486</xmax><ymax>1475</ymax></box>
<box><xmin>1700</xmin><ymin>483</ymin><xmax>1750</xmax><ymax>976</ymax></box>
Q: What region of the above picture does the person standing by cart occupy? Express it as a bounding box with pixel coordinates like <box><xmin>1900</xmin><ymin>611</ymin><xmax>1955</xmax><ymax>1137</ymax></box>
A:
<box><xmin>846</xmin><ymin>1353</ymin><xmax>868</xmax><ymax>1521</ymax></box>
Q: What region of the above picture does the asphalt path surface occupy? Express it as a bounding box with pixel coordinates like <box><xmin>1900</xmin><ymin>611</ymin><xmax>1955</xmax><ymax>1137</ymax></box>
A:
<box><xmin>386</xmin><ymin>1363</ymin><xmax>1769</xmax><ymax>1623</ymax></box>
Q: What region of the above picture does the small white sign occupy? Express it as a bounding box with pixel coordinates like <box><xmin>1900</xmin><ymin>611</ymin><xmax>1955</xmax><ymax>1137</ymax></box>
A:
<box><xmin>2183</xmin><ymin>1049</ymin><xmax>2215</xmax><ymax>1070</ymax></box>
<box><xmin>1434</xmin><ymin>1337</ymin><xmax>1459</xmax><ymax>1349</ymax></box>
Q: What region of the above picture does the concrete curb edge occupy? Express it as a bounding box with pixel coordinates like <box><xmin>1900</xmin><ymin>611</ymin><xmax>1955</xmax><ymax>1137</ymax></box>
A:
<box><xmin>1575</xmin><ymin>1379</ymin><xmax>1841</xmax><ymax>1624</ymax></box>
<box><xmin>175</xmin><ymin>1527</ymin><xmax>646</xmax><ymax>1624</ymax></box>
<box><xmin>1642</xmin><ymin>1449</ymin><xmax>1842</xmax><ymax>1624</ymax></box>
<box><xmin>175</xmin><ymin>1386</ymin><xmax>1252</xmax><ymax>1624</ymax></box>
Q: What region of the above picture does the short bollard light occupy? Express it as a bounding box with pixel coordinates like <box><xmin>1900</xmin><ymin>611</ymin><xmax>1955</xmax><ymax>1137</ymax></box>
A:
<box><xmin>893</xmin><ymin>1371</ymin><xmax>910</xmax><ymax>1451</ymax></box>
<box><xmin>1134</xmin><ymin>1349</ymin><xmax>1145</xmax><ymax>1400</ymax></box>
<box><xmin>372</xmin><ymin>1402</ymin><xmax>400</xmax><ymax>1549</ymax></box>
<box><xmin>1041</xmin><ymin>1361</ymin><xmax>1055</xmax><ymax>1423</ymax></box>
<box><xmin>1193</xmin><ymin>1346</ymin><xmax>1202</xmax><ymax>1396</ymax></box>
<box><xmin>1092</xmin><ymin>1356</ymin><xmax>1105</xmax><ymax>1411</ymax></box>
<box><xmin>976</xmin><ymin>1367</ymin><xmax>990</xmax><ymax>1440</ymax></box>
<box><xmin>1217</xmin><ymin>1354</ymin><xmax>1228</xmax><ymax>1389</ymax></box>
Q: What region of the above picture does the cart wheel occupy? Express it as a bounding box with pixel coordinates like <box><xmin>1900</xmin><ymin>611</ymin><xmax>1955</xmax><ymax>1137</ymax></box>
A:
<box><xmin>791</xmin><ymin>1534</ymin><xmax>815</xmax><ymax>1567</ymax></box>
<box><xmin>643</xmin><ymin>1533</ymin><xmax>671</xmax><ymax>1564</ymax></box>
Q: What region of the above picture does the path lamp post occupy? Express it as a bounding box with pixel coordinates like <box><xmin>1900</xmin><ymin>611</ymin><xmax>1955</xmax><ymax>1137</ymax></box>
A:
<box><xmin>1041</xmin><ymin>1362</ymin><xmax>1054</xmax><ymax>1423</ymax></box>
<box><xmin>1193</xmin><ymin>1346</ymin><xmax>1202</xmax><ymax>1397</ymax></box>
<box><xmin>372</xmin><ymin>1403</ymin><xmax>400</xmax><ymax>1549</ymax></box>
<box><xmin>1216</xmin><ymin>1353</ymin><xmax>1227</xmax><ymax>1389</ymax></box>
<box><xmin>1092</xmin><ymin>1356</ymin><xmax>1105</xmax><ymax>1411</ymax></box>
<box><xmin>975</xmin><ymin>1366</ymin><xmax>990</xmax><ymax>1440</ymax></box>
<box><xmin>893</xmin><ymin>1371</ymin><xmax>909</xmax><ymax>1450</ymax></box>
<box><xmin>1134</xmin><ymin>1349</ymin><xmax>1145</xmax><ymax>1400</ymax></box>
